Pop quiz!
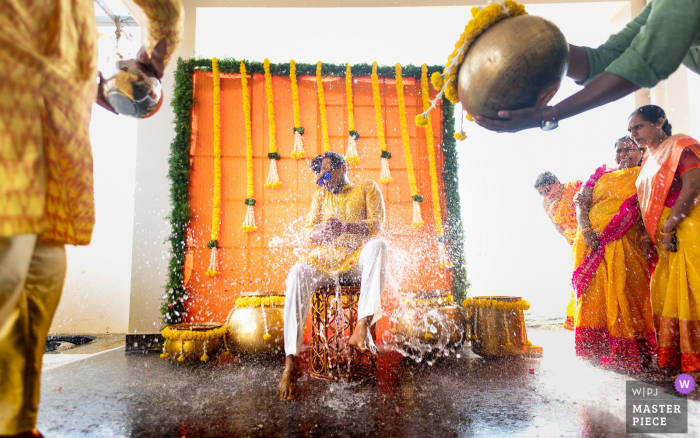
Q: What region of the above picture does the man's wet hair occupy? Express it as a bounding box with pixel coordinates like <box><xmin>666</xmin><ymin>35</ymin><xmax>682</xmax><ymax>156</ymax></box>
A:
<box><xmin>311</xmin><ymin>151</ymin><xmax>346</xmax><ymax>174</ymax></box>
<box><xmin>533</xmin><ymin>171</ymin><xmax>558</xmax><ymax>188</ymax></box>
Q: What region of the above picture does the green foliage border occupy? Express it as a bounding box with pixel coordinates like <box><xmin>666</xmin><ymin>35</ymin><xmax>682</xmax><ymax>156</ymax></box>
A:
<box><xmin>163</xmin><ymin>57</ymin><xmax>468</xmax><ymax>325</ymax></box>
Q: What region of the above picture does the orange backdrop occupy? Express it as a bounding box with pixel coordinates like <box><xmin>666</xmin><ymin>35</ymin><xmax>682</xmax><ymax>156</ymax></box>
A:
<box><xmin>185</xmin><ymin>69</ymin><xmax>451</xmax><ymax>340</ymax></box>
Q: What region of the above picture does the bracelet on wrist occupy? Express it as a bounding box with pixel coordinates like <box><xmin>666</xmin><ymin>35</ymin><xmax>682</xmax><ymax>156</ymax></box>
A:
<box><xmin>659</xmin><ymin>229</ymin><xmax>676</xmax><ymax>236</ymax></box>
<box><xmin>640</xmin><ymin>235</ymin><xmax>651</xmax><ymax>241</ymax></box>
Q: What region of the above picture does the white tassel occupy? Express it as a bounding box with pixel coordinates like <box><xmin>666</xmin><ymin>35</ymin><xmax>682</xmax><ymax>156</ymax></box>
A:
<box><xmin>264</xmin><ymin>159</ymin><xmax>282</xmax><ymax>188</ymax></box>
<box><xmin>240</xmin><ymin>205</ymin><xmax>257</xmax><ymax>233</ymax></box>
<box><xmin>345</xmin><ymin>135</ymin><xmax>360</xmax><ymax>166</ymax></box>
<box><xmin>438</xmin><ymin>241</ymin><xmax>453</xmax><ymax>268</ymax></box>
<box><xmin>291</xmin><ymin>132</ymin><xmax>305</xmax><ymax>160</ymax></box>
<box><xmin>412</xmin><ymin>200</ymin><xmax>424</xmax><ymax>228</ymax></box>
<box><xmin>206</xmin><ymin>247</ymin><xmax>220</xmax><ymax>277</ymax></box>
<box><xmin>379</xmin><ymin>157</ymin><xmax>393</xmax><ymax>184</ymax></box>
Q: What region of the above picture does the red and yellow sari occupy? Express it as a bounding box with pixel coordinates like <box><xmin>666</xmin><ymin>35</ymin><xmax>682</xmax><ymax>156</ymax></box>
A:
<box><xmin>637</xmin><ymin>134</ymin><xmax>700</xmax><ymax>372</ymax></box>
<box><xmin>572</xmin><ymin>166</ymin><xmax>656</xmax><ymax>370</ymax></box>
<box><xmin>544</xmin><ymin>181</ymin><xmax>582</xmax><ymax>330</ymax></box>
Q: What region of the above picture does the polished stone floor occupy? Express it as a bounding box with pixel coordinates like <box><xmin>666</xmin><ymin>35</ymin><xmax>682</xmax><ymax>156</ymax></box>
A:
<box><xmin>36</xmin><ymin>328</ymin><xmax>699</xmax><ymax>437</ymax></box>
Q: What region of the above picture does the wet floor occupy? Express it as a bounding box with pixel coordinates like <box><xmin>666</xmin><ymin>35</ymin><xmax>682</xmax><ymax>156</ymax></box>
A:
<box><xmin>37</xmin><ymin>328</ymin><xmax>699</xmax><ymax>437</ymax></box>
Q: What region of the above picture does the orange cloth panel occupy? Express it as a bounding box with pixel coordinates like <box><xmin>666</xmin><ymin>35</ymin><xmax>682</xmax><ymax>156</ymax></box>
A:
<box><xmin>186</xmin><ymin>71</ymin><xmax>452</xmax><ymax>340</ymax></box>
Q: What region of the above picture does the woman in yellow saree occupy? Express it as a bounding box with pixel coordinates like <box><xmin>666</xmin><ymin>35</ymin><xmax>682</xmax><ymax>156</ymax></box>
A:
<box><xmin>632</xmin><ymin>105</ymin><xmax>700</xmax><ymax>374</ymax></box>
<box><xmin>572</xmin><ymin>137</ymin><xmax>656</xmax><ymax>371</ymax></box>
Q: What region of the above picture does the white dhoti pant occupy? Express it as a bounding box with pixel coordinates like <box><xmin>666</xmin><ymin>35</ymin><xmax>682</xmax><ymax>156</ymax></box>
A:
<box><xmin>283</xmin><ymin>239</ymin><xmax>388</xmax><ymax>356</ymax></box>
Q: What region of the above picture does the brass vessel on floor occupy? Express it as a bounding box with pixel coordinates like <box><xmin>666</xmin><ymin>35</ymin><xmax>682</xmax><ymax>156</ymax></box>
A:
<box><xmin>393</xmin><ymin>290</ymin><xmax>469</xmax><ymax>359</ymax></box>
<box><xmin>162</xmin><ymin>322</ymin><xmax>224</xmax><ymax>364</ymax></box>
<box><xmin>457</xmin><ymin>14</ymin><xmax>569</xmax><ymax>119</ymax></box>
<box><xmin>226</xmin><ymin>291</ymin><xmax>285</xmax><ymax>357</ymax></box>
<box><xmin>466</xmin><ymin>296</ymin><xmax>528</xmax><ymax>357</ymax></box>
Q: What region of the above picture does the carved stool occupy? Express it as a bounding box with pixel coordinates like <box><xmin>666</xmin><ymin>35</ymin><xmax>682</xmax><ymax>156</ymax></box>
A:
<box><xmin>310</xmin><ymin>283</ymin><xmax>378</xmax><ymax>381</ymax></box>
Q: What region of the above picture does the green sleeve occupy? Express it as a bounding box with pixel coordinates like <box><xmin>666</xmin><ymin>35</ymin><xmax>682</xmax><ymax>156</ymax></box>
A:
<box><xmin>580</xmin><ymin>0</ymin><xmax>700</xmax><ymax>88</ymax></box>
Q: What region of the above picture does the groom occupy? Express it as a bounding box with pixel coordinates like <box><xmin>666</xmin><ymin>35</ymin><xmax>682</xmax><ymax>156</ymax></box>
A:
<box><xmin>277</xmin><ymin>152</ymin><xmax>388</xmax><ymax>401</ymax></box>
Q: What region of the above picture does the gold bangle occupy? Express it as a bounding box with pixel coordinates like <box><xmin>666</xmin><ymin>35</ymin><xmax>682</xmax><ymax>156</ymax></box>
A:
<box><xmin>659</xmin><ymin>229</ymin><xmax>676</xmax><ymax>236</ymax></box>
<box><xmin>582</xmin><ymin>227</ymin><xmax>593</xmax><ymax>232</ymax></box>
<box><xmin>640</xmin><ymin>235</ymin><xmax>651</xmax><ymax>241</ymax></box>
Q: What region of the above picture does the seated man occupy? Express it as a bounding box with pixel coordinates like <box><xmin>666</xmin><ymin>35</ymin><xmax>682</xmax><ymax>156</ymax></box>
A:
<box><xmin>277</xmin><ymin>151</ymin><xmax>387</xmax><ymax>401</ymax></box>
<box><xmin>534</xmin><ymin>171</ymin><xmax>582</xmax><ymax>330</ymax></box>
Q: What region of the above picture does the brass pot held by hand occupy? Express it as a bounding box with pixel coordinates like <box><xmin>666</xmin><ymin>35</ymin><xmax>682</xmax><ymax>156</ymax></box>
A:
<box><xmin>457</xmin><ymin>14</ymin><xmax>569</xmax><ymax>119</ymax></box>
<box><xmin>226</xmin><ymin>291</ymin><xmax>285</xmax><ymax>357</ymax></box>
<box><xmin>468</xmin><ymin>296</ymin><xmax>527</xmax><ymax>357</ymax></box>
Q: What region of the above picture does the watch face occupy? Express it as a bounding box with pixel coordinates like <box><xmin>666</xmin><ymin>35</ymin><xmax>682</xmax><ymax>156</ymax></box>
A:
<box><xmin>541</xmin><ymin>120</ymin><xmax>559</xmax><ymax>131</ymax></box>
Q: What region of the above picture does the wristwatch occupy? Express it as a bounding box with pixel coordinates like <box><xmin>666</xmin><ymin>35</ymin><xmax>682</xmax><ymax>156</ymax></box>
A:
<box><xmin>540</xmin><ymin>106</ymin><xmax>559</xmax><ymax>131</ymax></box>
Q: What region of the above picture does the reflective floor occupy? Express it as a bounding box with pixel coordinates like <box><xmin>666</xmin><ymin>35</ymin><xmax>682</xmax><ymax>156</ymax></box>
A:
<box><xmin>37</xmin><ymin>328</ymin><xmax>699</xmax><ymax>437</ymax></box>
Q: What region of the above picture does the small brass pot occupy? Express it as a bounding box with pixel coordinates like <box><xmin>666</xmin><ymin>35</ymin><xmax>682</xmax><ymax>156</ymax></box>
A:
<box><xmin>393</xmin><ymin>291</ymin><xmax>469</xmax><ymax>359</ymax></box>
<box><xmin>467</xmin><ymin>296</ymin><xmax>527</xmax><ymax>357</ymax></box>
<box><xmin>162</xmin><ymin>322</ymin><xmax>224</xmax><ymax>364</ymax></box>
<box><xmin>226</xmin><ymin>292</ymin><xmax>285</xmax><ymax>357</ymax></box>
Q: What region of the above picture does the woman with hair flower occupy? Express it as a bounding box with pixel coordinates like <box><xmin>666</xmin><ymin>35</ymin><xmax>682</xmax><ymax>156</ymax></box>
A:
<box><xmin>633</xmin><ymin>105</ymin><xmax>700</xmax><ymax>374</ymax></box>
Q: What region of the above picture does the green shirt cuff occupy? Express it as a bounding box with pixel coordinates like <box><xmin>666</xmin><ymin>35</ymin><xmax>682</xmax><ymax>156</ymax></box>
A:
<box><xmin>606</xmin><ymin>49</ymin><xmax>661</xmax><ymax>89</ymax></box>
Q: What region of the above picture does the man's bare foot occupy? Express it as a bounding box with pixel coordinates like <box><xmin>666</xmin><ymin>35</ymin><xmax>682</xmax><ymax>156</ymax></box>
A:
<box><xmin>277</xmin><ymin>355</ymin><xmax>300</xmax><ymax>401</ymax></box>
<box><xmin>348</xmin><ymin>316</ymin><xmax>372</xmax><ymax>353</ymax></box>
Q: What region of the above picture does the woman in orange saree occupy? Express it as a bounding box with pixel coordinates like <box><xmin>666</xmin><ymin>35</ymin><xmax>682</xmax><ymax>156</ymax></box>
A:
<box><xmin>535</xmin><ymin>172</ymin><xmax>582</xmax><ymax>330</ymax></box>
<box><xmin>632</xmin><ymin>105</ymin><xmax>700</xmax><ymax>374</ymax></box>
<box><xmin>572</xmin><ymin>137</ymin><xmax>656</xmax><ymax>371</ymax></box>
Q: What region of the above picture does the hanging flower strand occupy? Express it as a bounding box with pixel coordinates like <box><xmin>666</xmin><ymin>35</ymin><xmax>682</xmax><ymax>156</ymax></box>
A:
<box><xmin>289</xmin><ymin>60</ymin><xmax>306</xmax><ymax>159</ymax></box>
<box><xmin>344</xmin><ymin>63</ymin><xmax>360</xmax><ymax>165</ymax></box>
<box><xmin>395</xmin><ymin>63</ymin><xmax>423</xmax><ymax>228</ymax></box>
<box><xmin>420</xmin><ymin>64</ymin><xmax>452</xmax><ymax>268</ymax></box>
<box><xmin>415</xmin><ymin>1</ymin><xmax>527</xmax><ymax>127</ymax></box>
<box><xmin>206</xmin><ymin>57</ymin><xmax>222</xmax><ymax>276</ymax></box>
<box><xmin>316</xmin><ymin>61</ymin><xmax>330</xmax><ymax>153</ymax></box>
<box><xmin>263</xmin><ymin>59</ymin><xmax>282</xmax><ymax>189</ymax></box>
<box><xmin>372</xmin><ymin>62</ymin><xmax>393</xmax><ymax>184</ymax></box>
<box><xmin>240</xmin><ymin>61</ymin><xmax>257</xmax><ymax>233</ymax></box>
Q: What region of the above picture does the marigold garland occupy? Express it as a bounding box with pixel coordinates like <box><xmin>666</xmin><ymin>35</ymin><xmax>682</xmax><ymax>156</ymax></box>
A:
<box><xmin>462</xmin><ymin>298</ymin><xmax>531</xmax><ymax>312</ymax></box>
<box><xmin>289</xmin><ymin>60</ymin><xmax>306</xmax><ymax>159</ymax></box>
<box><xmin>240</xmin><ymin>61</ymin><xmax>257</xmax><ymax>233</ymax></box>
<box><xmin>263</xmin><ymin>59</ymin><xmax>282</xmax><ymax>189</ymax></box>
<box><xmin>316</xmin><ymin>61</ymin><xmax>330</xmax><ymax>153</ymax></box>
<box><xmin>206</xmin><ymin>58</ymin><xmax>222</xmax><ymax>277</ymax></box>
<box><xmin>234</xmin><ymin>296</ymin><xmax>285</xmax><ymax>308</ymax></box>
<box><xmin>372</xmin><ymin>62</ymin><xmax>393</xmax><ymax>184</ymax></box>
<box><xmin>401</xmin><ymin>294</ymin><xmax>455</xmax><ymax>307</ymax></box>
<box><xmin>161</xmin><ymin>324</ymin><xmax>226</xmax><ymax>341</ymax></box>
<box><xmin>419</xmin><ymin>64</ymin><xmax>452</xmax><ymax>268</ymax></box>
<box><xmin>415</xmin><ymin>0</ymin><xmax>527</xmax><ymax>126</ymax></box>
<box><xmin>344</xmin><ymin>63</ymin><xmax>360</xmax><ymax>166</ymax></box>
<box><xmin>396</xmin><ymin>63</ymin><xmax>424</xmax><ymax>228</ymax></box>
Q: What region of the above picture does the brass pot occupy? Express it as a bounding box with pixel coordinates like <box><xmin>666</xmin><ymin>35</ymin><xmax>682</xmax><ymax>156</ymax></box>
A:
<box><xmin>161</xmin><ymin>322</ymin><xmax>224</xmax><ymax>364</ymax></box>
<box><xmin>393</xmin><ymin>290</ymin><xmax>469</xmax><ymax>359</ymax></box>
<box><xmin>226</xmin><ymin>292</ymin><xmax>285</xmax><ymax>357</ymax></box>
<box><xmin>457</xmin><ymin>14</ymin><xmax>569</xmax><ymax>119</ymax></box>
<box><xmin>467</xmin><ymin>296</ymin><xmax>527</xmax><ymax>357</ymax></box>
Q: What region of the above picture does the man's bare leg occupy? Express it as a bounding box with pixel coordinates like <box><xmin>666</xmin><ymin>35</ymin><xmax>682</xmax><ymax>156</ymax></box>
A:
<box><xmin>277</xmin><ymin>355</ymin><xmax>300</xmax><ymax>401</ymax></box>
<box><xmin>348</xmin><ymin>315</ymin><xmax>373</xmax><ymax>353</ymax></box>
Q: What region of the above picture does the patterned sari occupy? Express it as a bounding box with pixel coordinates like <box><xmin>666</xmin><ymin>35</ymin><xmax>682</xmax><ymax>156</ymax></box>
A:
<box><xmin>544</xmin><ymin>181</ymin><xmax>582</xmax><ymax>330</ymax></box>
<box><xmin>572</xmin><ymin>166</ymin><xmax>656</xmax><ymax>370</ymax></box>
<box><xmin>637</xmin><ymin>134</ymin><xmax>700</xmax><ymax>372</ymax></box>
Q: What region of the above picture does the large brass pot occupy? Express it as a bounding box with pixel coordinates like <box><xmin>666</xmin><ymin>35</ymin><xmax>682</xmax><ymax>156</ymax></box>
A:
<box><xmin>393</xmin><ymin>290</ymin><xmax>469</xmax><ymax>361</ymax></box>
<box><xmin>466</xmin><ymin>296</ymin><xmax>528</xmax><ymax>357</ymax></box>
<box><xmin>161</xmin><ymin>322</ymin><xmax>224</xmax><ymax>364</ymax></box>
<box><xmin>457</xmin><ymin>14</ymin><xmax>569</xmax><ymax>119</ymax></box>
<box><xmin>226</xmin><ymin>292</ymin><xmax>285</xmax><ymax>357</ymax></box>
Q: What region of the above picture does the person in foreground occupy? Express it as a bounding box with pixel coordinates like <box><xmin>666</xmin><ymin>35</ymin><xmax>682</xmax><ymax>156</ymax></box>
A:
<box><xmin>278</xmin><ymin>152</ymin><xmax>387</xmax><ymax>401</ymax></box>
<box><xmin>633</xmin><ymin>105</ymin><xmax>700</xmax><ymax>374</ymax></box>
<box><xmin>572</xmin><ymin>136</ymin><xmax>656</xmax><ymax>371</ymax></box>
<box><xmin>534</xmin><ymin>172</ymin><xmax>582</xmax><ymax>330</ymax></box>
<box><xmin>0</xmin><ymin>1</ymin><xmax>183</xmax><ymax>437</ymax></box>
<box><xmin>475</xmin><ymin>0</ymin><xmax>700</xmax><ymax>133</ymax></box>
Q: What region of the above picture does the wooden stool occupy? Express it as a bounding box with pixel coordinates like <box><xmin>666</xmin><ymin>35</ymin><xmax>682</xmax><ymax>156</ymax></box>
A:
<box><xmin>310</xmin><ymin>283</ymin><xmax>378</xmax><ymax>381</ymax></box>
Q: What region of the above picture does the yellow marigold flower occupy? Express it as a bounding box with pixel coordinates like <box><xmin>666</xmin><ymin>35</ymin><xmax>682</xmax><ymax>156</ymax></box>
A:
<box><xmin>263</xmin><ymin>333</ymin><xmax>272</xmax><ymax>341</ymax></box>
<box><xmin>430</xmin><ymin>72</ymin><xmax>444</xmax><ymax>91</ymax></box>
<box><xmin>414</xmin><ymin>113</ymin><xmax>430</xmax><ymax>128</ymax></box>
<box><xmin>454</xmin><ymin>132</ymin><xmax>467</xmax><ymax>141</ymax></box>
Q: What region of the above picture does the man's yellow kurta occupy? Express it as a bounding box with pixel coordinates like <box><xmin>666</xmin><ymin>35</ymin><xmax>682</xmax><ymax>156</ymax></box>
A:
<box><xmin>299</xmin><ymin>180</ymin><xmax>384</xmax><ymax>274</ymax></box>
<box><xmin>0</xmin><ymin>0</ymin><xmax>183</xmax><ymax>245</ymax></box>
